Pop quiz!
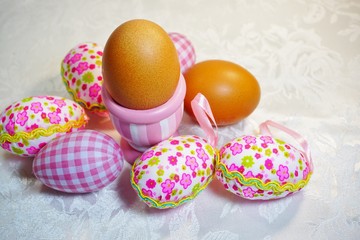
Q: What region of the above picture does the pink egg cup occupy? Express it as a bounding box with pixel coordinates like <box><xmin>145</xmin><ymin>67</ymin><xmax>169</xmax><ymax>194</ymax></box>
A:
<box><xmin>102</xmin><ymin>74</ymin><xmax>186</xmax><ymax>164</ymax></box>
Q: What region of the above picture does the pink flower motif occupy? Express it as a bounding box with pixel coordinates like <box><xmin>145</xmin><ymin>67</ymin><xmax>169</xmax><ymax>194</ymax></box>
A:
<box><xmin>180</xmin><ymin>173</ymin><xmax>192</xmax><ymax>189</ymax></box>
<box><xmin>76</xmin><ymin>62</ymin><xmax>89</xmax><ymax>75</ymax></box>
<box><xmin>244</xmin><ymin>171</ymin><xmax>255</xmax><ymax>178</ymax></box>
<box><xmin>255</xmin><ymin>153</ymin><xmax>261</xmax><ymax>159</ymax></box>
<box><xmin>170</xmin><ymin>140</ymin><xmax>179</xmax><ymax>145</ymax></box>
<box><xmin>161</xmin><ymin>179</ymin><xmax>175</xmax><ymax>194</ymax></box>
<box><xmin>230</xmin><ymin>142</ymin><xmax>243</xmax><ymax>155</ymax></box>
<box><xmin>53</xmin><ymin>99</ymin><xmax>66</xmax><ymax>108</ymax></box>
<box><xmin>228</xmin><ymin>163</ymin><xmax>241</xmax><ymax>172</ymax></box>
<box><xmin>26</xmin><ymin>146</ymin><xmax>39</xmax><ymax>155</ymax></box>
<box><xmin>185</xmin><ymin>155</ymin><xmax>198</xmax><ymax>171</ymax></box>
<box><xmin>174</xmin><ymin>174</ymin><xmax>180</xmax><ymax>183</ymax></box>
<box><xmin>196</xmin><ymin>148</ymin><xmax>209</xmax><ymax>161</ymax></box>
<box><xmin>30</xmin><ymin>102</ymin><xmax>43</xmax><ymax>113</ymax></box>
<box><xmin>303</xmin><ymin>166</ymin><xmax>310</xmax><ymax>179</ymax></box>
<box><xmin>63</xmin><ymin>53</ymin><xmax>71</xmax><ymax>63</ymax></box>
<box><xmin>140</xmin><ymin>150</ymin><xmax>154</xmax><ymax>161</ymax></box>
<box><xmin>48</xmin><ymin>112</ymin><xmax>61</xmax><ymax>124</ymax></box>
<box><xmin>5</xmin><ymin>120</ymin><xmax>15</xmax><ymax>135</ymax></box>
<box><xmin>89</xmin><ymin>83</ymin><xmax>101</xmax><ymax>99</ymax></box>
<box><xmin>243</xmin><ymin>136</ymin><xmax>257</xmax><ymax>144</ymax></box>
<box><xmin>1</xmin><ymin>142</ymin><xmax>11</xmax><ymax>151</ymax></box>
<box><xmin>38</xmin><ymin>142</ymin><xmax>47</xmax><ymax>149</ymax></box>
<box><xmin>142</xmin><ymin>188</ymin><xmax>153</xmax><ymax>197</ymax></box>
<box><xmin>260</xmin><ymin>136</ymin><xmax>274</xmax><ymax>144</ymax></box>
<box><xmin>25</xmin><ymin>123</ymin><xmax>39</xmax><ymax>132</ymax></box>
<box><xmin>168</xmin><ymin>156</ymin><xmax>178</xmax><ymax>166</ymax></box>
<box><xmin>243</xmin><ymin>187</ymin><xmax>255</xmax><ymax>198</ymax></box>
<box><xmin>70</xmin><ymin>53</ymin><xmax>82</xmax><ymax>64</ymax></box>
<box><xmin>277</xmin><ymin>164</ymin><xmax>290</xmax><ymax>181</ymax></box>
<box><xmin>16</xmin><ymin>111</ymin><xmax>28</xmax><ymax>126</ymax></box>
<box><xmin>265</xmin><ymin>159</ymin><xmax>273</xmax><ymax>170</ymax></box>
<box><xmin>146</xmin><ymin>179</ymin><xmax>156</xmax><ymax>189</ymax></box>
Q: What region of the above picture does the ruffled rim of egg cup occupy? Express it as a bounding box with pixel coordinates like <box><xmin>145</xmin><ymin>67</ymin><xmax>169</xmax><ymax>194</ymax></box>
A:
<box><xmin>102</xmin><ymin>74</ymin><xmax>186</xmax><ymax>162</ymax></box>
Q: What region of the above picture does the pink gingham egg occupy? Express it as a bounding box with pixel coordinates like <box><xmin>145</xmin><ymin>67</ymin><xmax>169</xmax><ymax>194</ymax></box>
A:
<box><xmin>61</xmin><ymin>42</ymin><xmax>107</xmax><ymax>116</ymax></box>
<box><xmin>169</xmin><ymin>32</ymin><xmax>196</xmax><ymax>73</ymax></box>
<box><xmin>33</xmin><ymin>130</ymin><xmax>124</xmax><ymax>193</ymax></box>
<box><xmin>0</xmin><ymin>96</ymin><xmax>88</xmax><ymax>157</ymax></box>
<box><xmin>131</xmin><ymin>135</ymin><xmax>216</xmax><ymax>208</ymax></box>
<box><xmin>216</xmin><ymin>135</ymin><xmax>313</xmax><ymax>200</ymax></box>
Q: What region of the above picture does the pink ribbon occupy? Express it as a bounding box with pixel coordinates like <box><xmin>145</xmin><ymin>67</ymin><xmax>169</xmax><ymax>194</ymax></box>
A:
<box><xmin>191</xmin><ymin>93</ymin><xmax>218</xmax><ymax>147</ymax></box>
<box><xmin>259</xmin><ymin>120</ymin><xmax>314</xmax><ymax>172</ymax></box>
<box><xmin>191</xmin><ymin>94</ymin><xmax>313</xmax><ymax>173</ymax></box>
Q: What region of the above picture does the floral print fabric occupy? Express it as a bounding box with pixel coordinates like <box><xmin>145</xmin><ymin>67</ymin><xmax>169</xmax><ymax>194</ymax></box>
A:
<box><xmin>0</xmin><ymin>96</ymin><xmax>88</xmax><ymax>157</ymax></box>
<box><xmin>131</xmin><ymin>135</ymin><xmax>216</xmax><ymax>208</ymax></box>
<box><xmin>216</xmin><ymin>135</ymin><xmax>312</xmax><ymax>200</ymax></box>
<box><xmin>61</xmin><ymin>42</ymin><xmax>107</xmax><ymax>115</ymax></box>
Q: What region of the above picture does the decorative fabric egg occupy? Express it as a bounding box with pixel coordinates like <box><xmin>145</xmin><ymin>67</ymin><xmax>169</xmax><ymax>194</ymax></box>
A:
<box><xmin>131</xmin><ymin>135</ymin><xmax>216</xmax><ymax>209</ymax></box>
<box><xmin>168</xmin><ymin>32</ymin><xmax>196</xmax><ymax>73</ymax></box>
<box><xmin>216</xmin><ymin>135</ymin><xmax>313</xmax><ymax>200</ymax></box>
<box><xmin>33</xmin><ymin>130</ymin><xmax>124</xmax><ymax>193</ymax></box>
<box><xmin>61</xmin><ymin>42</ymin><xmax>107</xmax><ymax>116</ymax></box>
<box><xmin>0</xmin><ymin>96</ymin><xmax>88</xmax><ymax>157</ymax></box>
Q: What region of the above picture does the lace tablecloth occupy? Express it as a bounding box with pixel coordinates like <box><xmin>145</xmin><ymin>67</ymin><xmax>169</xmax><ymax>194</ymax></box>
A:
<box><xmin>1</xmin><ymin>0</ymin><xmax>359</xmax><ymax>239</ymax></box>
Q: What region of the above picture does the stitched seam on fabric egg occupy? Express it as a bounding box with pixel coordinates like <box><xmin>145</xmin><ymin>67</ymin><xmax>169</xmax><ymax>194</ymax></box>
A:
<box><xmin>130</xmin><ymin>164</ymin><xmax>215</xmax><ymax>208</ymax></box>
<box><xmin>216</xmin><ymin>162</ymin><xmax>312</xmax><ymax>193</ymax></box>
<box><xmin>0</xmin><ymin>115</ymin><xmax>88</xmax><ymax>143</ymax></box>
<box><xmin>61</xmin><ymin>76</ymin><xmax>107</xmax><ymax>112</ymax></box>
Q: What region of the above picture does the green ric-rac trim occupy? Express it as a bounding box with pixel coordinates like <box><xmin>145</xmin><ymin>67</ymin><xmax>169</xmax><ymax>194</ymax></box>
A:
<box><xmin>0</xmin><ymin>114</ymin><xmax>88</xmax><ymax>144</ymax></box>
<box><xmin>130</xmin><ymin>164</ymin><xmax>214</xmax><ymax>209</ymax></box>
<box><xmin>216</xmin><ymin>161</ymin><xmax>312</xmax><ymax>193</ymax></box>
<box><xmin>61</xmin><ymin>73</ymin><xmax>107</xmax><ymax>113</ymax></box>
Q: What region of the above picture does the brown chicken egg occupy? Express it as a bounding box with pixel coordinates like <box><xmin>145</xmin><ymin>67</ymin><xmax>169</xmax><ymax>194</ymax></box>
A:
<box><xmin>102</xmin><ymin>19</ymin><xmax>180</xmax><ymax>110</ymax></box>
<box><xmin>184</xmin><ymin>60</ymin><xmax>261</xmax><ymax>126</ymax></box>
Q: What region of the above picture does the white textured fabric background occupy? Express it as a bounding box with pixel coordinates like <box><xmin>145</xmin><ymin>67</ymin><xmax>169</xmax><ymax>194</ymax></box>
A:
<box><xmin>1</xmin><ymin>0</ymin><xmax>360</xmax><ymax>239</ymax></box>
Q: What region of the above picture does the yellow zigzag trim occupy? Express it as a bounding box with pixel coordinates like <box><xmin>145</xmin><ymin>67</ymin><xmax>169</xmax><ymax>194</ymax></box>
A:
<box><xmin>216</xmin><ymin>161</ymin><xmax>312</xmax><ymax>193</ymax></box>
<box><xmin>62</xmin><ymin>76</ymin><xmax>107</xmax><ymax>112</ymax></box>
<box><xmin>0</xmin><ymin>115</ymin><xmax>88</xmax><ymax>143</ymax></box>
<box><xmin>130</xmin><ymin>165</ymin><xmax>214</xmax><ymax>209</ymax></box>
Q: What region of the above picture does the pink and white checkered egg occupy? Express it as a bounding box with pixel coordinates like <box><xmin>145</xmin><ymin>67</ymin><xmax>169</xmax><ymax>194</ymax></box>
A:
<box><xmin>33</xmin><ymin>130</ymin><xmax>124</xmax><ymax>193</ymax></box>
<box><xmin>168</xmin><ymin>32</ymin><xmax>196</xmax><ymax>73</ymax></box>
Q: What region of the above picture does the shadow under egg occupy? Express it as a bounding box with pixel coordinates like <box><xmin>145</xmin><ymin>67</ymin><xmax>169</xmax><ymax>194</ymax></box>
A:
<box><xmin>116</xmin><ymin>164</ymin><xmax>140</xmax><ymax>209</ymax></box>
<box><xmin>207</xmin><ymin>176</ymin><xmax>305</xmax><ymax>238</ymax></box>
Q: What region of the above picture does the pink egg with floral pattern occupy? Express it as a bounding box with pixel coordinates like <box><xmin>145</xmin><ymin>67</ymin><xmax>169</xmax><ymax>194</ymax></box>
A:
<box><xmin>0</xmin><ymin>96</ymin><xmax>88</xmax><ymax>157</ymax></box>
<box><xmin>33</xmin><ymin>130</ymin><xmax>124</xmax><ymax>193</ymax></box>
<box><xmin>169</xmin><ymin>32</ymin><xmax>196</xmax><ymax>73</ymax></box>
<box><xmin>216</xmin><ymin>135</ymin><xmax>313</xmax><ymax>200</ymax></box>
<box><xmin>131</xmin><ymin>135</ymin><xmax>216</xmax><ymax>209</ymax></box>
<box><xmin>61</xmin><ymin>42</ymin><xmax>107</xmax><ymax>116</ymax></box>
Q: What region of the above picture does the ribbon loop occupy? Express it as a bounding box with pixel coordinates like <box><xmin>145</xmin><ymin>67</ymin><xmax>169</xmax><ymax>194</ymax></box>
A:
<box><xmin>259</xmin><ymin>120</ymin><xmax>314</xmax><ymax>172</ymax></box>
<box><xmin>191</xmin><ymin>93</ymin><xmax>218</xmax><ymax>148</ymax></box>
